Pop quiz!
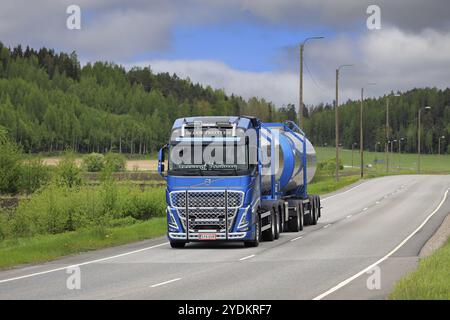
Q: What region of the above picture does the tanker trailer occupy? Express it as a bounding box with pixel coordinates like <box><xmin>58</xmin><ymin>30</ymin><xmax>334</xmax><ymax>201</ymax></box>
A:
<box><xmin>158</xmin><ymin>116</ymin><xmax>321</xmax><ymax>248</ymax></box>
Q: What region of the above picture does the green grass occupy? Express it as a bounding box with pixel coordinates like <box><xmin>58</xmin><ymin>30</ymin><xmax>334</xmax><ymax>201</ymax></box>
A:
<box><xmin>308</xmin><ymin>175</ymin><xmax>361</xmax><ymax>195</ymax></box>
<box><xmin>316</xmin><ymin>147</ymin><xmax>450</xmax><ymax>174</ymax></box>
<box><xmin>389</xmin><ymin>237</ymin><xmax>450</xmax><ymax>300</ymax></box>
<box><xmin>0</xmin><ymin>217</ymin><xmax>166</xmax><ymax>270</ymax></box>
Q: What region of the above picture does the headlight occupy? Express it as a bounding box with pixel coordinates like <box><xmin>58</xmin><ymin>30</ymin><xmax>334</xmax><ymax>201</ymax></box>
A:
<box><xmin>237</xmin><ymin>206</ymin><xmax>250</xmax><ymax>231</ymax></box>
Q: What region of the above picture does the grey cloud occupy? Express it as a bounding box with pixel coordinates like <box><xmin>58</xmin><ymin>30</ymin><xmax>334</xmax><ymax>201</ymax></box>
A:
<box><xmin>2</xmin><ymin>0</ymin><xmax>450</xmax><ymax>62</ymax></box>
<box><xmin>241</xmin><ymin>0</ymin><xmax>450</xmax><ymax>32</ymax></box>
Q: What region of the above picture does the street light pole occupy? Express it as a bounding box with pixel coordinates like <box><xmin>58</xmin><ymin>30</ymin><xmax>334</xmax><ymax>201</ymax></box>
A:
<box><xmin>385</xmin><ymin>94</ymin><xmax>400</xmax><ymax>173</ymax></box>
<box><xmin>392</xmin><ymin>139</ymin><xmax>397</xmax><ymax>169</ymax></box>
<box><xmin>352</xmin><ymin>143</ymin><xmax>356</xmax><ymax>168</ymax></box>
<box><xmin>335</xmin><ymin>64</ymin><xmax>352</xmax><ymax>182</ymax></box>
<box><xmin>360</xmin><ymin>83</ymin><xmax>376</xmax><ymax>178</ymax></box>
<box><xmin>399</xmin><ymin>137</ymin><xmax>405</xmax><ymax>170</ymax></box>
<box><xmin>299</xmin><ymin>36</ymin><xmax>324</xmax><ymax>128</ymax></box>
<box><xmin>438</xmin><ymin>136</ymin><xmax>445</xmax><ymax>155</ymax></box>
<box><xmin>417</xmin><ymin>106</ymin><xmax>431</xmax><ymax>174</ymax></box>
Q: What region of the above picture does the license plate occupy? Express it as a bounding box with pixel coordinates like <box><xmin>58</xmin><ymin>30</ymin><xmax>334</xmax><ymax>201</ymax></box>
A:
<box><xmin>199</xmin><ymin>233</ymin><xmax>217</xmax><ymax>240</ymax></box>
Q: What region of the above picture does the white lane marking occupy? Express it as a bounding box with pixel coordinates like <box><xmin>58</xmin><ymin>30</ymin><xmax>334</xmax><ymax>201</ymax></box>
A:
<box><xmin>0</xmin><ymin>242</ymin><xmax>169</xmax><ymax>284</ymax></box>
<box><xmin>150</xmin><ymin>277</ymin><xmax>181</xmax><ymax>288</ymax></box>
<box><xmin>239</xmin><ymin>254</ymin><xmax>256</xmax><ymax>261</ymax></box>
<box><xmin>362</xmin><ymin>207</ymin><xmax>368</xmax><ymax>211</ymax></box>
<box><xmin>323</xmin><ymin>224</ymin><xmax>331</xmax><ymax>229</ymax></box>
<box><xmin>321</xmin><ymin>181</ymin><xmax>369</xmax><ymax>201</ymax></box>
<box><xmin>290</xmin><ymin>236</ymin><xmax>303</xmax><ymax>242</ymax></box>
<box><xmin>375</xmin><ymin>201</ymin><xmax>380</xmax><ymax>204</ymax></box>
<box><xmin>346</xmin><ymin>215</ymin><xmax>352</xmax><ymax>219</ymax></box>
<box><xmin>313</xmin><ymin>188</ymin><xmax>450</xmax><ymax>300</ymax></box>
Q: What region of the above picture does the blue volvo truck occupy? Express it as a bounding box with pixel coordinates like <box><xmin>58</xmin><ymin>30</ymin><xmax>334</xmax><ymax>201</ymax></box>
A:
<box><xmin>158</xmin><ymin>116</ymin><xmax>320</xmax><ymax>248</ymax></box>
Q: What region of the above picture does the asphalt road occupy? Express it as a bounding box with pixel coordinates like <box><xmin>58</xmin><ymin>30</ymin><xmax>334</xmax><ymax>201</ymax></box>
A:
<box><xmin>0</xmin><ymin>175</ymin><xmax>449</xmax><ymax>300</ymax></box>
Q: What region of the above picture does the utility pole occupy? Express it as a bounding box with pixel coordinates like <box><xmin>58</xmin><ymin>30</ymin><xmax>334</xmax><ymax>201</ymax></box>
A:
<box><xmin>335</xmin><ymin>64</ymin><xmax>352</xmax><ymax>182</ymax></box>
<box><xmin>360</xmin><ymin>87</ymin><xmax>364</xmax><ymax>178</ymax></box>
<box><xmin>298</xmin><ymin>36</ymin><xmax>324</xmax><ymax>128</ymax></box>
<box><xmin>299</xmin><ymin>43</ymin><xmax>303</xmax><ymax>127</ymax></box>
<box><xmin>385</xmin><ymin>97</ymin><xmax>389</xmax><ymax>173</ymax></box>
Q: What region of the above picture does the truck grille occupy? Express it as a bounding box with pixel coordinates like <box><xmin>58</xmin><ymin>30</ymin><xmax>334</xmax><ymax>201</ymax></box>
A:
<box><xmin>169</xmin><ymin>190</ymin><xmax>244</xmax><ymax>232</ymax></box>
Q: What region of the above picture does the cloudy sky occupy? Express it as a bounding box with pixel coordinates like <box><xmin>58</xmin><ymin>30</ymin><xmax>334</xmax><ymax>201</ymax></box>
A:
<box><xmin>1</xmin><ymin>0</ymin><xmax>450</xmax><ymax>107</ymax></box>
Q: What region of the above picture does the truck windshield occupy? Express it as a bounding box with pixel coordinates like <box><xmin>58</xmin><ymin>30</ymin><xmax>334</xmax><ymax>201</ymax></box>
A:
<box><xmin>168</xmin><ymin>142</ymin><xmax>249</xmax><ymax>176</ymax></box>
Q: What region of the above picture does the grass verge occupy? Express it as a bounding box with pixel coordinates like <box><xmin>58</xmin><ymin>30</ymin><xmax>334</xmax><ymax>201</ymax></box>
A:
<box><xmin>0</xmin><ymin>217</ymin><xmax>166</xmax><ymax>270</ymax></box>
<box><xmin>389</xmin><ymin>237</ymin><xmax>450</xmax><ymax>299</ymax></box>
<box><xmin>308</xmin><ymin>175</ymin><xmax>361</xmax><ymax>195</ymax></box>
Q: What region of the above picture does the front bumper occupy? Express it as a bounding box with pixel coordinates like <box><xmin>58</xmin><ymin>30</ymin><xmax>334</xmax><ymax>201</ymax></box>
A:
<box><xmin>168</xmin><ymin>231</ymin><xmax>249</xmax><ymax>241</ymax></box>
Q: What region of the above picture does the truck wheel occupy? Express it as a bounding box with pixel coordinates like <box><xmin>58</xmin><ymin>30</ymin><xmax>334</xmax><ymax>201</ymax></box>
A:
<box><xmin>279</xmin><ymin>204</ymin><xmax>287</xmax><ymax>233</ymax></box>
<box><xmin>262</xmin><ymin>208</ymin><xmax>276</xmax><ymax>241</ymax></box>
<box><xmin>170</xmin><ymin>241</ymin><xmax>186</xmax><ymax>248</ymax></box>
<box><xmin>304</xmin><ymin>200</ymin><xmax>312</xmax><ymax>226</ymax></box>
<box><xmin>274</xmin><ymin>207</ymin><xmax>280</xmax><ymax>240</ymax></box>
<box><xmin>288</xmin><ymin>201</ymin><xmax>303</xmax><ymax>232</ymax></box>
<box><xmin>317</xmin><ymin>196</ymin><xmax>321</xmax><ymax>218</ymax></box>
<box><xmin>244</xmin><ymin>214</ymin><xmax>260</xmax><ymax>247</ymax></box>
<box><xmin>310</xmin><ymin>196</ymin><xmax>318</xmax><ymax>225</ymax></box>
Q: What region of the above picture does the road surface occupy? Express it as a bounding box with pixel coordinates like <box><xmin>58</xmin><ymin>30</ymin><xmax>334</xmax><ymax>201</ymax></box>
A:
<box><xmin>0</xmin><ymin>175</ymin><xmax>449</xmax><ymax>300</ymax></box>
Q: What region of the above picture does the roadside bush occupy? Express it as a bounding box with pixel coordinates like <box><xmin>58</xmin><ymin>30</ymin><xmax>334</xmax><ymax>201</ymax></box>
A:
<box><xmin>55</xmin><ymin>152</ymin><xmax>83</xmax><ymax>188</ymax></box>
<box><xmin>82</xmin><ymin>153</ymin><xmax>105</xmax><ymax>172</ymax></box>
<box><xmin>119</xmin><ymin>186</ymin><xmax>166</xmax><ymax>220</ymax></box>
<box><xmin>19</xmin><ymin>158</ymin><xmax>52</xmax><ymax>194</ymax></box>
<box><xmin>317</xmin><ymin>158</ymin><xmax>344</xmax><ymax>177</ymax></box>
<box><xmin>6</xmin><ymin>182</ymin><xmax>166</xmax><ymax>239</ymax></box>
<box><xmin>104</xmin><ymin>152</ymin><xmax>126</xmax><ymax>172</ymax></box>
<box><xmin>0</xmin><ymin>137</ymin><xmax>22</xmax><ymax>194</ymax></box>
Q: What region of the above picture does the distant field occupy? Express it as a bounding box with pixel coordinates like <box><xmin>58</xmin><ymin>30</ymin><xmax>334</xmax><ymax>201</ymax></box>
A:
<box><xmin>315</xmin><ymin>147</ymin><xmax>450</xmax><ymax>174</ymax></box>
<box><xmin>28</xmin><ymin>147</ymin><xmax>450</xmax><ymax>174</ymax></box>
<box><xmin>39</xmin><ymin>157</ymin><xmax>158</xmax><ymax>172</ymax></box>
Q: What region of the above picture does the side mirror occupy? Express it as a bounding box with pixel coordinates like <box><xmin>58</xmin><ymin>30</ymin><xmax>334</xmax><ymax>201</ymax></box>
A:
<box><xmin>158</xmin><ymin>144</ymin><xmax>168</xmax><ymax>179</ymax></box>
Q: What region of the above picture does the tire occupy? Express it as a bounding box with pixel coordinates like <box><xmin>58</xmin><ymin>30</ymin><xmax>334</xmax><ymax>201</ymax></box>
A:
<box><xmin>244</xmin><ymin>214</ymin><xmax>260</xmax><ymax>247</ymax></box>
<box><xmin>317</xmin><ymin>196</ymin><xmax>322</xmax><ymax>218</ymax></box>
<box><xmin>262</xmin><ymin>208</ymin><xmax>276</xmax><ymax>241</ymax></box>
<box><xmin>304</xmin><ymin>200</ymin><xmax>312</xmax><ymax>226</ymax></box>
<box><xmin>288</xmin><ymin>201</ymin><xmax>303</xmax><ymax>232</ymax></box>
<box><xmin>310</xmin><ymin>196</ymin><xmax>318</xmax><ymax>225</ymax></box>
<box><xmin>279</xmin><ymin>204</ymin><xmax>287</xmax><ymax>233</ymax></box>
<box><xmin>170</xmin><ymin>241</ymin><xmax>186</xmax><ymax>248</ymax></box>
<box><xmin>274</xmin><ymin>207</ymin><xmax>280</xmax><ymax>240</ymax></box>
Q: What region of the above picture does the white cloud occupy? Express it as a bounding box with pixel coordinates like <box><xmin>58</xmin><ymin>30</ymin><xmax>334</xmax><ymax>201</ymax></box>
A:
<box><xmin>126</xmin><ymin>27</ymin><xmax>450</xmax><ymax>107</ymax></box>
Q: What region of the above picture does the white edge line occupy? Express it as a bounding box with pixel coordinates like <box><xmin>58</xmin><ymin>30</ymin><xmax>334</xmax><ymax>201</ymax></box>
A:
<box><xmin>290</xmin><ymin>236</ymin><xmax>303</xmax><ymax>242</ymax></box>
<box><xmin>321</xmin><ymin>181</ymin><xmax>369</xmax><ymax>202</ymax></box>
<box><xmin>150</xmin><ymin>277</ymin><xmax>181</xmax><ymax>288</ymax></box>
<box><xmin>239</xmin><ymin>254</ymin><xmax>256</xmax><ymax>261</ymax></box>
<box><xmin>313</xmin><ymin>188</ymin><xmax>450</xmax><ymax>300</ymax></box>
<box><xmin>0</xmin><ymin>242</ymin><xmax>169</xmax><ymax>284</ymax></box>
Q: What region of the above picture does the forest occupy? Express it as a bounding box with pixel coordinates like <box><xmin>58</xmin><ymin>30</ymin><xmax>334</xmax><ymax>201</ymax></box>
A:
<box><xmin>0</xmin><ymin>42</ymin><xmax>448</xmax><ymax>154</ymax></box>
<box><xmin>304</xmin><ymin>88</ymin><xmax>450</xmax><ymax>154</ymax></box>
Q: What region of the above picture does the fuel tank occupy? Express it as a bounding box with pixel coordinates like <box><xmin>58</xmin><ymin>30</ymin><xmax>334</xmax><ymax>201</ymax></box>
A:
<box><xmin>260</xmin><ymin>125</ymin><xmax>316</xmax><ymax>196</ymax></box>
